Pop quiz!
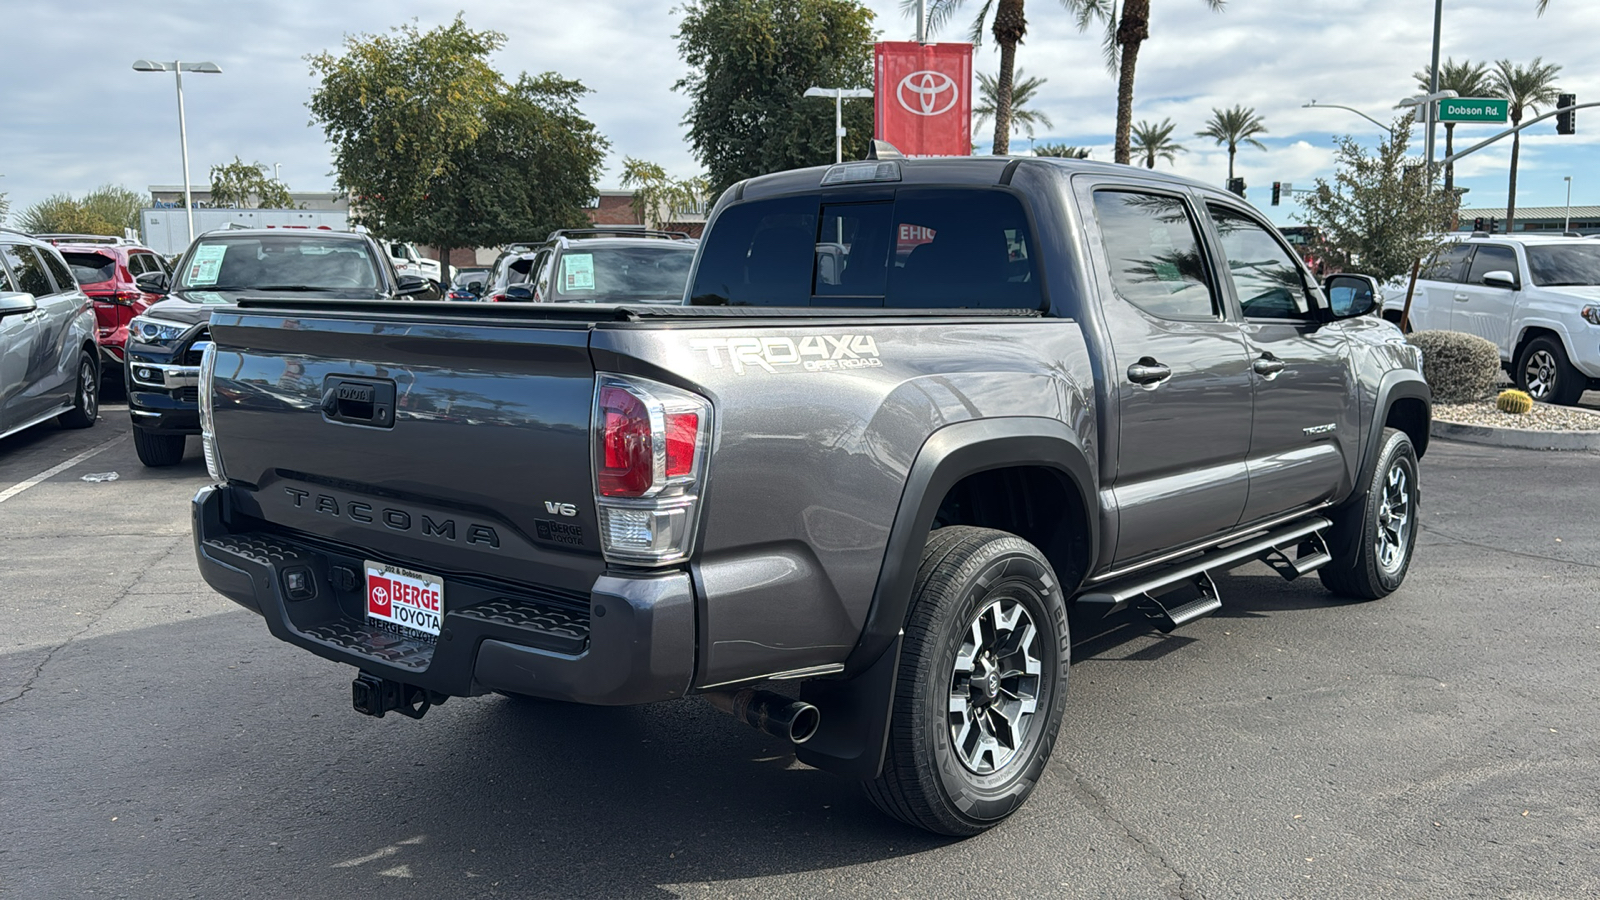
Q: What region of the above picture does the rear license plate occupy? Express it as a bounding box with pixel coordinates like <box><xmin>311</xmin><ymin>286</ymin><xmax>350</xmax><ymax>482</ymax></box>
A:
<box><xmin>365</xmin><ymin>561</ymin><xmax>444</xmax><ymax>640</ymax></box>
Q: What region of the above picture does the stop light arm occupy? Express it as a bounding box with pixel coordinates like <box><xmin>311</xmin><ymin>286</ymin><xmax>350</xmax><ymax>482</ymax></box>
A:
<box><xmin>1440</xmin><ymin>101</ymin><xmax>1596</xmax><ymax>168</ymax></box>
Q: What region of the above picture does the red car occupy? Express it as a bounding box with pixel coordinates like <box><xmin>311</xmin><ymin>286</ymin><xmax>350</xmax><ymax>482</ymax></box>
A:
<box><xmin>43</xmin><ymin>236</ymin><xmax>172</xmax><ymax>387</ymax></box>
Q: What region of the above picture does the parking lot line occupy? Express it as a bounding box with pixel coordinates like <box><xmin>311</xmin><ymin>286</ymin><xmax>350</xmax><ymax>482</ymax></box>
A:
<box><xmin>0</xmin><ymin>439</ymin><xmax>119</xmax><ymax>505</ymax></box>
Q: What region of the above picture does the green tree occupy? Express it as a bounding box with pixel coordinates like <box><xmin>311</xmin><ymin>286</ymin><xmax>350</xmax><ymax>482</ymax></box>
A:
<box><xmin>620</xmin><ymin>158</ymin><xmax>708</xmax><ymax>231</ymax></box>
<box><xmin>309</xmin><ymin>17</ymin><xmax>605</xmax><ymax>267</ymax></box>
<box><xmin>1130</xmin><ymin>118</ymin><xmax>1185</xmax><ymax>168</ymax></box>
<box><xmin>1032</xmin><ymin>143</ymin><xmax>1091</xmax><ymax>158</ymax></box>
<box><xmin>918</xmin><ymin>0</ymin><xmax>1031</xmax><ymax>154</ymax></box>
<box><xmin>18</xmin><ymin>185</ymin><xmax>143</xmax><ymax>236</ymax></box>
<box><xmin>210</xmin><ymin>157</ymin><xmax>298</xmax><ymax>208</ymax></box>
<box><xmin>1071</xmin><ymin>0</ymin><xmax>1226</xmax><ymax>165</ymax></box>
<box><xmin>975</xmin><ymin>69</ymin><xmax>1052</xmax><ymax>142</ymax></box>
<box><xmin>80</xmin><ymin>185</ymin><xmax>146</xmax><ymax>233</ymax></box>
<box><xmin>0</xmin><ymin>190</ymin><xmax>9</xmax><ymax>225</ymax></box>
<box><xmin>1413</xmin><ymin>58</ymin><xmax>1493</xmax><ymax>196</ymax></box>
<box><xmin>1489</xmin><ymin>57</ymin><xmax>1562</xmax><ymax>233</ymax></box>
<box><xmin>1196</xmin><ymin>104</ymin><xmax>1267</xmax><ymax>181</ymax></box>
<box><xmin>677</xmin><ymin>0</ymin><xmax>875</xmax><ymax>192</ymax></box>
<box><xmin>1295</xmin><ymin>116</ymin><xmax>1460</xmax><ymax>284</ymax></box>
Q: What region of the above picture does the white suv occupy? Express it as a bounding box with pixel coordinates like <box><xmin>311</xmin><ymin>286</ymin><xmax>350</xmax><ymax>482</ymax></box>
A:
<box><xmin>385</xmin><ymin>241</ymin><xmax>454</xmax><ymax>289</ymax></box>
<box><xmin>1385</xmin><ymin>235</ymin><xmax>1600</xmax><ymax>405</ymax></box>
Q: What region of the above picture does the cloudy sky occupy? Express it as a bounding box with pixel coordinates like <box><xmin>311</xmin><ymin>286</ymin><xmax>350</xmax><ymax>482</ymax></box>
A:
<box><xmin>3</xmin><ymin>0</ymin><xmax>1597</xmax><ymax>228</ymax></box>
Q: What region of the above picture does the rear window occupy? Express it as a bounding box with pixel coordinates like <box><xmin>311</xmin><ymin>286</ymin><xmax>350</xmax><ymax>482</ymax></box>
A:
<box><xmin>690</xmin><ymin>189</ymin><xmax>1040</xmax><ymax>309</ymax></box>
<box><xmin>550</xmin><ymin>245</ymin><xmax>694</xmax><ymax>303</ymax></box>
<box><xmin>177</xmin><ymin>237</ymin><xmax>381</xmax><ymax>291</ymax></box>
<box><xmin>63</xmin><ymin>251</ymin><xmax>118</xmax><ymax>285</ymax></box>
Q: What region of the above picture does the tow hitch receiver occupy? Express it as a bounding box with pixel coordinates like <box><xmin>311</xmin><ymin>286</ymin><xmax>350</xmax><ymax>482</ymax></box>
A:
<box><xmin>351</xmin><ymin>671</ymin><xmax>440</xmax><ymax>720</ymax></box>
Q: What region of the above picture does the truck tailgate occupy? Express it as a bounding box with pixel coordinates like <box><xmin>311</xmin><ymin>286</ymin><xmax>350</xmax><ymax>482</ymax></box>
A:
<box><xmin>206</xmin><ymin>307</ymin><xmax>605</xmax><ymax>595</ymax></box>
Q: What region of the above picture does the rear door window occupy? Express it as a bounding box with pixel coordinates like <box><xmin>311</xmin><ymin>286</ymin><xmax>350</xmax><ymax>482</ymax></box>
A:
<box><xmin>689</xmin><ymin>189</ymin><xmax>1040</xmax><ymax>309</ymax></box>
<box><xmin>1</xmin><ymin>245</ymin><xmax>56</xmax><ymax>296</ymax></box>
<box><xmin>41</xmin><ymin>248</ymin><xmax>77</xmax><ymax>294</ymax></box>
<box><xmin>1091</xmin><ymin>190</ymin><xmax>1218</xmax><ymax>320</ymax></box>
<box><xmin>1422</xmin><ymin>243</ymin><xmax>1473</xmax><ymax>283</ymax></box>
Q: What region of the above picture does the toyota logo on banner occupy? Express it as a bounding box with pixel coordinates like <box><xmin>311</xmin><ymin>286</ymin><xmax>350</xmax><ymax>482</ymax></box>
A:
<box><xmin>897</xmin><ymin>70</ymin><xmax>959</xmax><ymax>117</ymax></box>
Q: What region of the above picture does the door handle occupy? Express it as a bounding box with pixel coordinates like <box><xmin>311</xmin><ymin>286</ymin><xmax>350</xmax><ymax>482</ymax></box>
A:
<box><xmin>1127</xmin><ymin>358</ymin><xmax>1172</xmax><ymax>386</ymax></box>
<box><xmin>1253</xmin><ymin>354</ymin><xmax>1286</xmax><ymax>379</ymax></box>
<box><xmin>1453</xmin><ymin>292</ymin><xmax>1470</xmax><ymax>302</ymax></box>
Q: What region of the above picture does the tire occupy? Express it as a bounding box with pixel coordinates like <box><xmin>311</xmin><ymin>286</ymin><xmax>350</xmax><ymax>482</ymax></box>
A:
<box><xmin>1515</xmin><ymin>335</ymin><xmax>1585</xmax><ymax>406</ymax></box>
<box><xmin>863</xmin><ymin>526</ymin><xmax>1070</xmax><ymax>836</ymax></box>
<box><xmin>56</xmin><ymin>353</ymin><xmax>100</xmax><ymax>429</ymax></box>
<box><xmin>133</xmin><ymin>428</ymin><xmax>186</xmax><ymax>467</ymax></box>
<box><xmin>1319</xmin><ymin>428</ymin><xmax>1420</xmax><ymax>600</ymax></box>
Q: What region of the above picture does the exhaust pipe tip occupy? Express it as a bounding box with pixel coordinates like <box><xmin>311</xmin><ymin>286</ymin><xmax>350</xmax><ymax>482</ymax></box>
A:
<box><xmin>704</xmin><ymin>688</ymin><xmax>821</xmax><ymax>745</ymax></box>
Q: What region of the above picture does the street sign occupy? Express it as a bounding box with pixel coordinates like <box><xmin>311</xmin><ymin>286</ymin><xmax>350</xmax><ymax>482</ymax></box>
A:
<box><xmin>874</xmin><ymin>42</ymin><xmax>972</xmax><ymax>156</ymax></box>
<box><xmin>1437</xmin><ymin>98</ymin><xmax>1509</xmax><ymax>123</ymax></box>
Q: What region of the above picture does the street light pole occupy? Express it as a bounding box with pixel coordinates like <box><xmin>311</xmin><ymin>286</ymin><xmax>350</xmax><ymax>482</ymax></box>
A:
<box><xmin>1302</xmin><ymin>101</ymin><xmax>1397</xmax><ymax>140</ymax></box>
<box><xmin>1564</xmin><ymin>176</ymin><xmax>1573</xmax><ymax>231</ymax></box>
<box><xmin>133</xmin><ymin>59</ymin><xmax>221</xmax><ymax>247</ymax></box>
<box><xmin>1425</xmin><ymin>0</ymin><xmax>1443</xmax><ymax>174</ymax></box>
<box><xmin>803</xmin><ymin>87</ymin><xmax>874</xmax><ymax>164</ymax></box>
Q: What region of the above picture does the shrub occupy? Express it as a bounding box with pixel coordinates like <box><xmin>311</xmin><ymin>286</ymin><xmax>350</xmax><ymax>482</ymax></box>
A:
<box><xmin>1407</xmin><ymin>330</ymin><xmax>1502</xmax><ymax>403</ymax></box>
<box><xmin>1496</xmin><ymin>389</ymin><xmax>1533</xmax><ymax>414</ymax></box>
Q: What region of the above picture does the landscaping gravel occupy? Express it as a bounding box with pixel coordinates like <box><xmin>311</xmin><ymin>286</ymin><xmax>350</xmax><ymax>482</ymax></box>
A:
<box><xmin>1433</xmin><ymin>398</ymin><xmax>1600</xmax><ymax>431</ymax></box>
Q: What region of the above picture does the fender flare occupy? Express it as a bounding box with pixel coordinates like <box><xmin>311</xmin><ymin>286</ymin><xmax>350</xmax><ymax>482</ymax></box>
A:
<box><xmin>1361</xmin><ymin>369</ymin><xmax>1431</xmax><ymax>485</ymax></box>
<box><xmin>797</xmin><ymin>416</ymin><xmax>1096</xmax><ymax>779</ymax></box>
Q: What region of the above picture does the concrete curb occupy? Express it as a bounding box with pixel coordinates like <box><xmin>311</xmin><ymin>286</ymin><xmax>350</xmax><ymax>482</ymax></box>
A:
<box><xmin>1431</xmin><ymin>419</ymin><xmax>1600</xmax><ymax>451</ymax></box>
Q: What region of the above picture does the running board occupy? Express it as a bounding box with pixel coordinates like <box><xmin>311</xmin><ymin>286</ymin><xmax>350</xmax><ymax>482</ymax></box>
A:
<box><xmin>1076</xmin><ymin>516</ymin><xmax>1333</xmax><ymax>621</ymax></box>
<box><xmin>1138</xmin><ymin>571</ymin><xmax>1221</xmax><ymax>634</ymax></box>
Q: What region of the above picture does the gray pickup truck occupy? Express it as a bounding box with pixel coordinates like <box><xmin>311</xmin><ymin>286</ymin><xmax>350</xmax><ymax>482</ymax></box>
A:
<box><xmin>192</xmin><ymin>155</ymin><xmax>1430</xmax><ymax>835</ymax></box>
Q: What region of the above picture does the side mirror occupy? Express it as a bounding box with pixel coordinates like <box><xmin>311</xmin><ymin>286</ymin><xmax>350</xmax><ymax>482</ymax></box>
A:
<box><xmin>395</xmin><ymin>273</ymin><xmax>432</xmax><ymax>297</ymax></box>
<box><xmin>0</xmin><ymin>293</ymin><xmax>38</xmax><ymax>318</ymax></box>
<box><xmin>135</xmin><ymin>271</ymin><xmax>170</xmax><ymax>296</ymax></box>
<box><xmin>504</xmin><ymin>284</ymin><xmax>535</xmax><ymax>301</ymax></box>
<box><xmin>466</xmin><ymin>281</ymin><xmax>484</xmax><ymax>293</ymax></box>
<box><xmin>1323</xmin><ymin>273</ymin><xmax>1380</xmax><ymax>319</ymax></box>
<box><xmin>1482</xmin><ymin>269</ymin><xmax>1518</xmax><ymax>290</ymax></box>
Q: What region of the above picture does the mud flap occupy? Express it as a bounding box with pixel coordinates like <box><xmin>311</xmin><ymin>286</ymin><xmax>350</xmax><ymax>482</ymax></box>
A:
<box><xmin>795</xmin><ymin>631</ymin><xmax>902</xmax><ymax>779</ymax></box>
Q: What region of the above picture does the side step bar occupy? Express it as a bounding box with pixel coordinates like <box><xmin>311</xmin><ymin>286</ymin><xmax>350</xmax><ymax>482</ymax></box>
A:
<box><xmin>1076</xmin><ymin>516</ymin><xmax>1333</xmax><ymax>625</ymax></box>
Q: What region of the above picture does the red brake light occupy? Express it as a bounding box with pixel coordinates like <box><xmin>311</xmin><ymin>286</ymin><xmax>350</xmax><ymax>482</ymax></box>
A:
<box><xmin>665</xmin><ymin>412</ymin><xmax>698</xmax><ymax>477</ymax></box>
<box><xmin>598</xmin><ymin>386</ymin><xmax>653</xmax><ymax>497</ymax></box>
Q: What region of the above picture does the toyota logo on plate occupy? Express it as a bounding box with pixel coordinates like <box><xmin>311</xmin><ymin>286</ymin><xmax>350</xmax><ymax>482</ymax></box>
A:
<box><xmin>897</xmin><ymin>70</ymin><xmax>959</xmax><ymax>116</ymax></box>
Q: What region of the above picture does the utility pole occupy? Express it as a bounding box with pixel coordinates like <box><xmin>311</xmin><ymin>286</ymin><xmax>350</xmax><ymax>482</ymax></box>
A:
<box><xmin>1425</xmin><ymin>0</ymin><xmax>1443</xmax><ymax>174</ymax></box>
<box><xmin>917</xmin><ymin>0</ymin><xmax>927</xmax><ymax>43</ymax></box>
<box><xmin>1565</xmin><ymin>176</ymin><xmax>1573</xmax><ymax>232</ymax></box>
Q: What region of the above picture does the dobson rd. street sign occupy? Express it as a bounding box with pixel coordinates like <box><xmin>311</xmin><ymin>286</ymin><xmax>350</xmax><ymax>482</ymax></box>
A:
<box><xmin>1437</xmin><ymin>98</ymin><xmax>1509</xmax><ymax>123</ymax></box>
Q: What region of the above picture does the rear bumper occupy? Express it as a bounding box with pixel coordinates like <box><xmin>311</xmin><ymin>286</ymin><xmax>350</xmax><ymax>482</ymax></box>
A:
<box><xmin>191</xmin><ymin>485</ymin><xmax>696</xmax><ymax>705</ymax></box>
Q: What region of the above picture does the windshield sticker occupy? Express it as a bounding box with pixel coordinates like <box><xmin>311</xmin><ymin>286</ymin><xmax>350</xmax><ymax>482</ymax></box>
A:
<box><xmin>562</xmin><ymin>254</ymin><xmax>596</xmax><ymax>291</ymax></box>
<box><xmin>187</xmin><ymin>244</ymin><xmax>228</xmax><ymax>286</ymax></box>
<box><xmin>690</xmin><ymin>334</ymin><xmax>882</xmax><ymax>375</ymax></box>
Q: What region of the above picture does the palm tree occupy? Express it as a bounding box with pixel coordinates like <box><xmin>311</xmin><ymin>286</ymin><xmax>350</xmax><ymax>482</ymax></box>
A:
<box><xmin>1033</xmin><ymin>143</ymin><xmax>1092</xmax><ymax>158</ymax></box>
<box><xmin>1413</xmin><ymin>58</ymin><xmax>1493</xmax><ymax>196</ymax></box>
<box><xmin>917</xmin><ymin>0</ymin><xmax>1030</xmax><ymax>155</ymax></box>
<box><xmin>1130</xmin><ymin>118</ymin><xmax>1184</xmax><ymax>168</ymax></box>
<box><xmin>975</xmin><ymin>70</ymin><xmax>1053</xmax><ymax>141</ymax></box>
<box><xmin>1196</xmin><ymin>105</ymin><xmax>1266</xmax><ymax>181</ymax></box>
<box><xmin>1068</xmin><ymin>0</ymin><xmax>1227</xmax><ymax>165</ymax></box>
<box><xmin>1490</xmin><ymin>57</ymin><xmax>1562</xmax><ymax>232</ymax></box>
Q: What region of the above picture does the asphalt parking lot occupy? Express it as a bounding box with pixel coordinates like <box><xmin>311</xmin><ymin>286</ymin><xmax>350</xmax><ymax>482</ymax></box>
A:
<box><xmin>3</xmin><ymin>406</ymin><xmax>1598</xmax><ymax>900</ymax></box>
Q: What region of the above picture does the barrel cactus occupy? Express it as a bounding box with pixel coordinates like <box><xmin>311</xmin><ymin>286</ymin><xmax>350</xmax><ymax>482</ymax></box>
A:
<box><xmin>1496</xmin><ymin>389</ymin><xmax>1534</xmax><ymax>415</ymax></box>
<box><xmin>1406</xmin><ymin>331</ymin><xmax>1502</xmax><ymax>403</ymax></box>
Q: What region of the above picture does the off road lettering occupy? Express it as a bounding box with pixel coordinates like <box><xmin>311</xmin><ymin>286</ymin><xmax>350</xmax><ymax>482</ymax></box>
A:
<box><xmin>690</xmin><ymin>334</ymin><xmax>881</xmax><ymax>375</ymax></box>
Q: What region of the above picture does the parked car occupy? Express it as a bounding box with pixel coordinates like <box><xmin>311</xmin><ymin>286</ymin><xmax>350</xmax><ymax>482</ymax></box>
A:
<box><xmin>192</xmin><ymin>155</ymin><xmax>1429</xmax><ymax>836</ymax></box>
<box><xmin>0</xmin><ymin>230</ymin><xmax>99</xmax><ymax>440</ymax></box>
<box><xmin>125</xmin><ymin>228</ymin><xmax>430</xmax><ymax>467</ymax></box>
<box><xmin>446</xmin><ymin>267</ymin><xmax>491</xmax><ymax>301</ymax></box>
<box><xmin>46</xmin><ymin>237</ymin><xmax>171</xmax><ymax>390</ymax></box>
<box><xmin>1383</xmin><ymin>234</ymin><xmax>1600</xmax><ymax>404</ymax></box>
<box><xmin>500</xmin><ymin>228</ymin><xmax>697</xmax><ymax>304</ymax></box>
<box><xmin>482</xmin><ymin>244</ymin><xmax>541</xmax><ymax>303</ymax></box>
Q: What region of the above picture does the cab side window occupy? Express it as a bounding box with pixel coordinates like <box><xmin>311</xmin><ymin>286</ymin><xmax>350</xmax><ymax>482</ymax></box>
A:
<box><xmin>1</xmin><ymin>244</ymin><xmax>55</xmax><ymax>297</ymax></box>
<box><xmin>1207</xmin><ymin>205</ymin><xmax>1313</xmax><ymax>320</ymax></box>
<box><xmin>1091</xmin><ymin>190</ymin><xmax>1218</xmax><ymax>320</ymax></box>
<box><xmin>1465</xmin><ymin>244</ymin><xmax>1517</xmax><ymax>286</ymax></box>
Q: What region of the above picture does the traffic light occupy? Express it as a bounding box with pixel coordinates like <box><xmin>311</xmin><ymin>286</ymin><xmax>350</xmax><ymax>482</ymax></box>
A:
<box><xmin>1489</xmin><ymin>217</ymin><xmax>1499</xmax><ymax>234</ymax></box>
<box><xmin>1227</xmin><ymin>177</ymin><xmax>1246</xmax><ymax>197</ymax></box>
<box><xmin>1473</xmin><ymin>216</ymin><xmax>1485</xmax><ymax>232</ymax></box>
<box><xmin>1271</xmin><ymin>182</ymin><xmax>1281</xmax><ymax>206</ymax></box>
<box><xmin>1557</xmin><ymin>93</ymin><xmax>1576</xmax><ymax>135</ymax></box>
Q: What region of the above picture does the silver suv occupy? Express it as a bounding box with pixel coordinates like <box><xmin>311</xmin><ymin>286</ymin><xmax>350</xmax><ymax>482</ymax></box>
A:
<box><xmin>0</xmin><ymin>230</ymin><xmax>100</xmax><ymax>440</ymax></box>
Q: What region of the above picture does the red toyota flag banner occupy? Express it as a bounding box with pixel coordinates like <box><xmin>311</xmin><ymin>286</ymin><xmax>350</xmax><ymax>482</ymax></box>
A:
<box><xmin>874</xmin><ymin>42</ymin><xmax>973</xmax><ymax>157</ymax></box>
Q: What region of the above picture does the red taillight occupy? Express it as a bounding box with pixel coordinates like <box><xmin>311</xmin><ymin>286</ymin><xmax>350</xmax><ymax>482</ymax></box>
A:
<box><xmin>665</xmin><ymin>412</ymin><xmax>698</xmax><ymax>477</ymax></box>
<box><xmin>598</xmin><ymin>386</ymin><xmax>653</xmax><ymax>497</ymax></box>
<box><xmin>112</xmin><ymin>290</ymin><xmax>141</xmax><ymax>304</ymax></box>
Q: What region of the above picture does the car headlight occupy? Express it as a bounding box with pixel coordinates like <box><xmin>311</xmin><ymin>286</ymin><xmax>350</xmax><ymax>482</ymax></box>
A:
<box><xmin>1582</xmin><ymin>305</ymin><xmax>1600</xmax><ymax>326</ymax></box>
<box><xmin>128</xmin><ymin>316</ymin><xmax>192</xmax><ymax>346</ymax></box>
